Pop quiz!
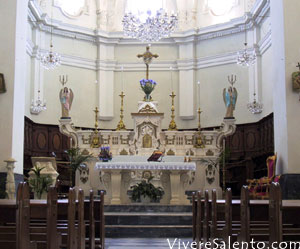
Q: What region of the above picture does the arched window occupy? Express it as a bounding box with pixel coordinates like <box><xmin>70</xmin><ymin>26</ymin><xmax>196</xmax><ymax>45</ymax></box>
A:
<box><xmin>207</xmin><ymin>0</ymin><xmax>236</xmax><ymax>16</ymax></box>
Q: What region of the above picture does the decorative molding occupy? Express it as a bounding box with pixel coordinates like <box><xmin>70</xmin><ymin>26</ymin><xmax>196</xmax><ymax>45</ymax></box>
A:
<box><xmin>25</xmin><ymin>0</ymin><xmax>271</xmax><ymax>71</ymax></box>
<box><xmin>25</xmin><ymin>40</ymin><xmax>268</xmax><ymax>72</ymax></box>
<box><xmin>258</xmin><ymin>30</ymin><xmax>271</xmax><ymax>55</ymax></box>
<box><xmin>26</xmin><ymin>38</ymin><xmax>35</xmax><ymax>57</ymax></box>
<box><xmin>28</xmin><ymin>0</ymin><xmax>270</xmax><ymax>45</ymax></box>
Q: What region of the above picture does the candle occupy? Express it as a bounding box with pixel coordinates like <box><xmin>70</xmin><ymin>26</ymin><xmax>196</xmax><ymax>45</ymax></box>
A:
<box><xmin>121</xmin><ymin>66</ymin><xmax>124</xmax><ymax>92</ymax></box>
<box><xmin>170</xmin><ymin>66</ymin><xmax>173</xmax><ymax>92</ymax></box>
<box><xmin>70</xmin><ymin>137</ymin><xmax>72</xmax><ymax>148</ymax></box>
<box><xmin>197</xmin><ymin>80</ymin><xmax>200</xmax><ymax>107</ymax></box>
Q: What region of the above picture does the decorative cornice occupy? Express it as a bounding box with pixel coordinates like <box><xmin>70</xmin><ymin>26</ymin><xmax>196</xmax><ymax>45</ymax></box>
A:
<box><xmin>26</xmin><ymin>38</ymin><xmax>270</xmax><ymax>71</ymax></box>
<box><xmin>258</xmin><ymin>30</ymin><xmax>271</xmax><ymax>55</ymax></box>
<box><xmin>26</xmin><ymin>38</ymin><xmax>34</xmax><ymax>57</ymax></box>
<box><xmin>28</xmin><ymin>0</ymin><xmax>270</xmax><ymax>45</ymax></box>
<box><xmin>196</xmin><ymin>52</ymin><xmax>237</xmax><ymax>69</ymax></box>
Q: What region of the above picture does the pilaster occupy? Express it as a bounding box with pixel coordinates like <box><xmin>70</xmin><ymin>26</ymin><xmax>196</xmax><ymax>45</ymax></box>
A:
<box><xmin>270</xmin><ymin>0</ymin><xmax>300</xmax><ymax>173</ymax></box>
<box><xmin>0</xmin><ymin>0</ymin><xmax>29</xmax><ymax>174</ymax></box>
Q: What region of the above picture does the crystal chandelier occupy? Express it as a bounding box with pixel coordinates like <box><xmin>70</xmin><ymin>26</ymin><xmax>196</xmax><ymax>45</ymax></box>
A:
<box><xmin>30</xmin><ymin>90</ymin><xmax>47</xmax><ymax>115</ymax></box>
<box><xmin>40</xmin><ymin>0</ymin><xmax>61</xmax><ymax>70</ymax></box>
<box><xmin>40</xmin><ymin>45</ymin><xmax>61</xmax><ymax>70</ymax></box>
<box><xmin>247</xmin><ymin>93</ymin><xmax>263</xmax><ymax>114</ymax></box>
<box><xmin>237</xmin><ymin>42</ymin><xmax>257</xmax><ymax>66</ymax></box>
<box><xmin>122</xmin><ymin>8</ymin><xmax>178</xmax><ymax>42</ymax></box>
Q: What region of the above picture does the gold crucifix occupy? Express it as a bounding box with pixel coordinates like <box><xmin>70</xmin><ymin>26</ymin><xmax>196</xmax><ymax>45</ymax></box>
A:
<box><xmin>137</xmin><ymin>46</ymin><xmax>159</xmax><ymax>80</ymax></box>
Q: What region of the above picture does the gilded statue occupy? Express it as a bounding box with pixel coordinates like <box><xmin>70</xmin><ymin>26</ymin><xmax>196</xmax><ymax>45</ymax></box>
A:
<box><xmin>59</xmin><ymin>87</ymin><xmax>74</xmax><ymax>118</ymax></box>
<box><xmin>223</xmin><ymin>75</ymin><xmax>238</xmax><ymax>118</ymax></box>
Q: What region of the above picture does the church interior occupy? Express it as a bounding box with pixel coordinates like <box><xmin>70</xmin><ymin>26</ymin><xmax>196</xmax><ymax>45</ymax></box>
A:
<box><xmin>1</xmin><ymin>0</ymin><xmax>300</xmax><ymax>248</ymax></box>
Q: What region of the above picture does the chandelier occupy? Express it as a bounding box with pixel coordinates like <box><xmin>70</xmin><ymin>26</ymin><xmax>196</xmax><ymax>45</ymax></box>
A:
<box><xmin>30</xmin><ymin>90</ymin><xmax>47</xmax><ymax>115</ymax></box>
<box><xmin>40</xmin><ymin>0</ymin><xmax>61</xmax><ymax>70</ymax></box>
<box><xmin>237</xmin><ymin>42</ymin><xmax>257</xmax><ymax>66</ymax></box>
<box><xmin>40</xmin><ymin>45</ymin><xmax>61</xmax><ymax>70</ymax></box>
<box><xmin>122</xmin><ymin>8</ymin><xmax>178</xmax><ymax>42</ymax></box>
<box><xmin>247</xmin><ymin>94</ymin><xmax>263</xmax><ymax>114</ymax></box>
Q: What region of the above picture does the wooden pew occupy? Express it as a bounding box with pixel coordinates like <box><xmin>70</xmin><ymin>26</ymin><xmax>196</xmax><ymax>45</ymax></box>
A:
<box><xmin>192</xmin><ymin>185</ymin><xmax>300</xmax><ymax>244</ymax></box>
<box><xmin>237</xmin><ymin>185</ymin><xmax>250</xmax><ymax>243</ymax></box>
<box><xmin>203</xmin><ymin>190</ymin><xmax>209</xmax><ymax>244</ymax></box>
<box><xmin>210</xmin><ymin>189</ymin><xmax>217</xmax><ymax>243</ymax></box>
<box><xmin>192</xmin><ymin>192</ymin><xmax>196</xmax><ymax>241</ymax></box>
<box><xmin>46</xmin><ymin>186</ymin><xmax>62</xmax><ymax>249</ymax></box>
<box><xmin>0</xmin><ymin>184</ymin><xmax>106</xmax><ymax>249</ymax></box>
<box><xmin>16</xmin><ymin>182</ymin><xmax>37</xmax><ymax>249</ymax></box>
<box><xmin>89</xmin><ymin>190</ymin><xmax>95</xmax><ymax>249</ymax></box>
<box><xmin>99</xmin><ymin>191</ymin><xmax>105</xmax><ymax>249</ymax></box>
<box><xmin>269</xmin><ymin>182</ymin><xmax>282</xmax><ymax>243</ymax></box>
<box><xmin>196</xmin><ymin>191</ymin><xmax>202</xmax><ymax>248</ymax></box>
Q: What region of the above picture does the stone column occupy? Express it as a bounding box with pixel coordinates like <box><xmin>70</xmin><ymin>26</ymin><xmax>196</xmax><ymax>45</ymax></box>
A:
<box><xmin>169</xmin><ymin>171</ymin><xmax>181</xmax><ymax>205</ymax></box>
<box><xmin>270</xmin><ymin>0</ymin><xmax>300</xmax><ymax>173</ymax></box>
<box><xmin>110</xmin><ymin>170</ymin><xmax>122</xmax><ymax>204</ymax></box>
<box><xmin>0</xmin><ymin>0</ymin><xmax>28</xmax><ymax>177</ymax></box>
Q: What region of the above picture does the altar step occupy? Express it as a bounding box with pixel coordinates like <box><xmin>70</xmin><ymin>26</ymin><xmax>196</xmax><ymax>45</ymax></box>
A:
<box><xmin>104</xmin><ymin>205</ymin><xmax>192</xmax><ymax>238</ymax></box>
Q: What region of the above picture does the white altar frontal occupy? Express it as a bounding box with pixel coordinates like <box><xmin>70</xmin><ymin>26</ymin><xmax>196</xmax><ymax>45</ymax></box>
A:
<box><xmin>59</xmin><ymin>97</ymin><xmax>236</xmax><ymax>205</ymax></box>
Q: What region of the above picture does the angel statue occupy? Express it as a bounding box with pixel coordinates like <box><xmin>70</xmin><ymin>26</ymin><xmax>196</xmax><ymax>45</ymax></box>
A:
<box><xmin>223</xmin><ymin>86</ymin><xmax>238</xmax><ymax>118</ymax></box>
<box><xmin>59</xmin><ymin>87</ymin><xmax>74</xmax><ymax>118</ymax></box>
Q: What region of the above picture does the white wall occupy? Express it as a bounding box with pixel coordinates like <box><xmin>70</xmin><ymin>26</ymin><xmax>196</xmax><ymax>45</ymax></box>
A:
<box><xmin>25</xmin><ymin>0</ymin><xmax>272</xmax><ymax>132</ymax></box>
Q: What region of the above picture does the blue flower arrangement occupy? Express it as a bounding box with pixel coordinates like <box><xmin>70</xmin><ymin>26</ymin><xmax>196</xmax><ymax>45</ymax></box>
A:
<box><xmin>140</xmin><ymin>79</ymin><xmax>157</xmax><ymax>101</ymax></box>
<box><xmin>98</xmin><ymin>146</ymin><xmax>112</xmax><ymax>162</ymax></box>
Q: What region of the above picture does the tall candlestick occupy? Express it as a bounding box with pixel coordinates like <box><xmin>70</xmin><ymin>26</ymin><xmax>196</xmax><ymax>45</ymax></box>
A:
<box><xmin>197</xmin><ymin>80</ymin><xmax>200</xmax><ymax>107</ymax></box>
<box><xmin>170</xmin><ymin>67</ymin><xmax>173</xmax><ymax>92</ymax></box>
<box><xmin>121</xmin><ymin>66</ymin><xmax>124</xmax><ymax>92</ymax></box>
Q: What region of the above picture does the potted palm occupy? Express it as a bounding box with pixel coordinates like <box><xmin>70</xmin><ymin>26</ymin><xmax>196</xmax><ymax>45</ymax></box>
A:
<box><xmin>66</xmin><ymin>147</ymin><xmax>92</xmax><ymax>186</ymax></box>
<box><xmin>28</xmin><ymin>165</ymin><xmax>53</xmax><ymax>199</ymax></box>
<box><xmin>130</xmin><ymin>177</ymin><xmax>164</xmax><ymax>203</ymax></box>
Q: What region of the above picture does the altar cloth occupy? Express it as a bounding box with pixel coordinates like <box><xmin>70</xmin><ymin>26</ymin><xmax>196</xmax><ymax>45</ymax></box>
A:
<box><xmin>95</xmin><ymin>161</ymin><xmax>196</xmax><ymax>171</ymax></box>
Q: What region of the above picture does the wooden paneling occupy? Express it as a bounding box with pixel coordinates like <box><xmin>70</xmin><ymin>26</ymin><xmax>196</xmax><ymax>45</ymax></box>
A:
<box><xmin>224</xmin><ymin>113</ymin><xmax>274</xmax><ymax>196</ymax></box>
<box><xmin>24</xmin><ymin>117</ymin><xmax>70</xmax><ymax>172</ymax></box>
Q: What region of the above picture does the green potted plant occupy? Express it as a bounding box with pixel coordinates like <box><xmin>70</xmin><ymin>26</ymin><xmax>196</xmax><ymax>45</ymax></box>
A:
<box><xmin>66</xmin><ymin>147</ymin><xmax>92</xmax><ymax>186</ymax></box>
<box><xmin>28</xmin><ymin>165</ymin><xmax>53</xmax><ymax>199</ymax></box>
<box><xmin>130</xmin><ymin>177</ymin><xmax>164</xmax><ymax>203</ymax></box>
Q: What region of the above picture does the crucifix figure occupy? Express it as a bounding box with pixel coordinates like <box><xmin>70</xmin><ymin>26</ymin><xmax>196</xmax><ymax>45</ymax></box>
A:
<box><xmin>137</xmin><ymin>46</ymin><xmax>159</xmax><ymax>79</ymax></box>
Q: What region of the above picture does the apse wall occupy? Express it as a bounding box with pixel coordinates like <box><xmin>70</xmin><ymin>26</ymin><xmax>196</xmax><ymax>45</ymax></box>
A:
<box><xmin>25</xmin><ymin>0</ymin><xmax>273</xmax><ymax>130</ymax></box>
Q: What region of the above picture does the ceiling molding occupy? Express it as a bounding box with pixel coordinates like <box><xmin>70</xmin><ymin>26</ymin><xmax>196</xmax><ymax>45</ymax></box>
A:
<box><xmin>28</xmin><ymin>0</ymin><xmax>270</xmax><ymax>46</ymax></box>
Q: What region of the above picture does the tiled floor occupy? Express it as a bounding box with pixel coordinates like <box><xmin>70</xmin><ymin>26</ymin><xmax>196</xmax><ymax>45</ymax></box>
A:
<box><xmin>105</xmin><ymin>238</ymin><xmax>193</xmax><ymax>249</ymax></box>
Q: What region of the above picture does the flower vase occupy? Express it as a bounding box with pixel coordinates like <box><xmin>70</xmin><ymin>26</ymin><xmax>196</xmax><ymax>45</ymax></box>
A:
<box><xmin>145</xmin><ymin>94</ymin><xmax>152</xmax><ymax>102</ymax></box>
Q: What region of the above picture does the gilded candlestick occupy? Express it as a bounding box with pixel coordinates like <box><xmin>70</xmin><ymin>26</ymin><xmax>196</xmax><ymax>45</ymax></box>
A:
<box><xmin>197</xmin><ymin>107</ymin><xmax>202</xmax><ymax>131</ymax></box>
<box><xmin>94</xmin><ymin>107</ymin><xmax>99</xmax><ymax>130</ymax></box>
<box><xmin>91</xmin><ymin>107</ymin><xmax>100</xmax><ymax>148</ymax></box>
<box><xmin>116</xmin><ymin>91</ymin><xmax>127</xmax><ymax>131</ymax></box>
<box><xmin>194</xmin><ymin>107</ymin><xmax>205</xmax><ymax>148</ymax></box>
<box><xmin>168</xmin><ymin>91</ymin><xmax>178</xmax><ymax>131</ymax></box>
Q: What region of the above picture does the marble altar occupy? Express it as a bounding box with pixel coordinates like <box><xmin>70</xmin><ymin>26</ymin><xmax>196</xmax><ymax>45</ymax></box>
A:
<box><xmin>59</xmin><ymin>98</ymin><xmax>236</xmax><ymax>204</ymax></box>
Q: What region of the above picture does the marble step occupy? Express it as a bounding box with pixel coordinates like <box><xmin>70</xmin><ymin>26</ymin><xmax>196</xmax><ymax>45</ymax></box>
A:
<box><xmin>105</xmin><ymin>238</ymin><xmax>193</xmax><ymax>249</ymax></box>
<box><xmin>104</xmin><ymin>205</ymin><xmax>192</xmax><ymax>213</ymax></box>
<box><xmin>105</xmin><ymin>225</ymin><xmax>193</xmax><ymax>238</ymax></box>
<box><xmin>105</xmin><ymin>212</ymin><xmax>192</xmax><ymax>225</ymax></box>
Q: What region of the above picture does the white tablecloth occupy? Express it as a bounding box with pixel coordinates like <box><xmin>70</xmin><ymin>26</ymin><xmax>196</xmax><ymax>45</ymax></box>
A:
<box><xmin>95</xmin><ymin>161</ymin><xmax>196</xmax><ymax>171</ymax></box>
